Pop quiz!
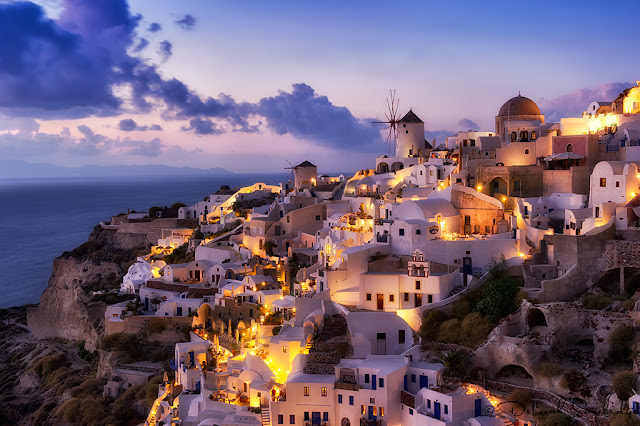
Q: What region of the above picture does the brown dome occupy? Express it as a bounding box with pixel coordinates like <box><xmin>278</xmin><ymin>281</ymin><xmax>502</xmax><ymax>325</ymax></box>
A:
<box><xmin>498</xmin><ymin>94</ymin><xmax>540</xmax><ymax>117</ymax></box>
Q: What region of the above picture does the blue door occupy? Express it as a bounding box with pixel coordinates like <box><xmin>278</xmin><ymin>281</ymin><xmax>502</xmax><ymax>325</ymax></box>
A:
<box><xmin>189</xmin><ymin>351</ymin><xmax>194</xmax><ymax>366</ymax></box>
<box><xmin>419</xmin><ymin>375</ymin><xmax>428</xmax><ymax>389</ymax></box>
<box><xmin>368</xmin><ymin>406</ymin><xmax>376</xmax><ymax>420</ymax></box>
<box><xmin>144</xmin><ymin>297</ymin><xmax>149</xmax><ymax>310</ymax></box>
<box><xmin>403</xmin><ymin>374</ymin><xmax>408</xmax><ymax>391</ymax></box>
<box><xmin>635</xmin><ymin>401</ymin><xmax>640</xmax><ymax>414</ymax></box>
<box><xmin>372</xmin><ymin>374</ymin><xmax>377</xmax><ymax>390</ymax></box>
<box><xmin>195</xmin><ymin>380</ymin><xmax>200</xmax><ymax>392</ymax></box>
<box><xmin>475</xmin><ymin>399</ymin><xmax>481</xmax><ymax>417</ymax></box>
<box><xmin>311</xmin><ymin>412</ymin><xmax>321</xmax><ymax>425</ymax></box>
<box><xmin>177</xmin><ymin>306</ymin><xmax>183</xmax><ymax>316</ymax></box>
<box><xmin>434</xmin><ymin>402</ymin><xmax>441</xmax><ymax>419</ymax></box>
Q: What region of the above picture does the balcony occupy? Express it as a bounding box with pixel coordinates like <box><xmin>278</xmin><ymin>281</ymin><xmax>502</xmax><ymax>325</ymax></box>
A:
<box><xmin>401</xmin><ymin>390</ymin><xmax>415</xmax><ymax>408</ymax></box>
<box><xmin>335</xmin><ymin>378</ymin><xmax>362</xmax><ymax>391</ymax></box>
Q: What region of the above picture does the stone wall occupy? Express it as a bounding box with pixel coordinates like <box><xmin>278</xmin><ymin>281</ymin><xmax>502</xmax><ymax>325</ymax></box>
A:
<box><xmin>104</xmin><ymin>315</ymin><xmax>193</xmax><ymax>338</ymax></box>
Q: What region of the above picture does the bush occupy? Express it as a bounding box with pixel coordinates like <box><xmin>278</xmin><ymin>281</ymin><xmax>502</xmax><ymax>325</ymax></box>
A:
<box><xmin>419</xmin><ymin>309</ymin><xmax>447</xmax><ymax>342</ymax></box>
<box><xmin>460</xmin><ymin>312</ymin><xmax>494</xmax><ymax>347</ymax></box>
<box><xmin>537</xmin><ymin>362</ymin><xmax>563</xmax><ymax>377</ymax></box>
<box><xmin>612</xmin><ymin>370</ymin><xmax>636</xmax><ymax>402</ymax></box>
<box><xmin>101</xmin><ymin>333</ymin><xmax>139</xmax><ymax>352</ymax></box>
<box><xmin>560</xmin><ymin>369</ymin><xmax>585</xmax><ymax>392</ymax></box>
<box><xmin>582</xmin><ymin>293</ymin><xmax>613</xmax><ymax>310</ymax></box>
<box><xmin>609</xmin><ymin>325</ymin><xmax>635</xmax><ymax>365</ymax></box>
<box><xmin>541</xmin><ymin>412</ymin><xmax>574</xmax><ymax>426</ymax></box>
<box><xmin>475</xmin><ymin>273</ymin><xmax>520</xmax><ymax>320</ymax></box>
<box><xmin>264</xmin><ymin>240</ymin><xmax>277</xmax><ymax>256</ymax></box>
<box><xmin>508</xmin><ymin>389</ymin><xmax>531</xmax><ymax>407</ymax></box>
<box><xmin>437</xmin><ymin>318</ymin><xmax>461</xmax><ymax>344</ymax></box>
<box><xmin>33</xmin><ymin>354</ymin><xmax>69</xmax><ymax>380</ymax></box>
<box><xmin>145</xmin><ymin>318</ymin><xmax>167</xmax><ymax>335</ymax></box>
<box><xmin>56</xmin><ymin>397</ymin><xmax>108</xmax><ymax>426</ymax></box>
<box><xmin>611</xmin><ymin>414</ymin><xmax>640</xmax><ymax>426</ymax></box>
<box><xmin>272</xmin><ymin>326</ymin><xmax>282</xmax><ymax>336</ymax></box>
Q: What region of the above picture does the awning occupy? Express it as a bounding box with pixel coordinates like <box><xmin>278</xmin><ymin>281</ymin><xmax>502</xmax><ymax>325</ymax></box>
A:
<box><xmin>544</xmin><ymin>152</ymin><xmax>584</xmax><ymax>161</ymax></box>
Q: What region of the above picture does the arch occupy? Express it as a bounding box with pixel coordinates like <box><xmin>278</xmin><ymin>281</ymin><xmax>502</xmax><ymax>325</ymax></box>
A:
<box><xmin>341</xmin><ymin>418</ymin><xmax>351</xmax><ymax>426</ymax></box>
<box><xmin>495</xmin><ymin>364</ymin><xmax>533</xmax><ymax>386</ymax></box>
<box><xmin>527</xmin><ymin>308</ymin><xmax>547</xmax><ymax>328</ymax></box>
<box><xmin>390</xmin><ymin>162</ymin><xmax>404</xmax><ymax>172</ymax></box>
<box><xmin>377</xmin><ymin>162</ymin><xmax>389</xmax><ymax>173</ymax></box>
<box><xmin>413</xmin><ymin>249</ymin><xmax>424</xmax><ymax>262</ymax></box>
<box><xmin>489</xmin><ymin>177</ymin><xmax>508</xmax><ymax>197</ymax></box>
<box><xmin>566</xmin><ymin>143</ymin><xmax>574</xmax><ymax>153</ymax></box>
<box><xmin>196</xmin><ymin>303</ymin><xmax>213</xmax><ymax>329</ymax></box>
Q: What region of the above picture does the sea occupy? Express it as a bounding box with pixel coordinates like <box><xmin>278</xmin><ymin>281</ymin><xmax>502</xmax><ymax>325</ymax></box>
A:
<box><xmin>0</xmin><ymin>173</ymin><xmax>288</xmax><ymax>309</ymax></box>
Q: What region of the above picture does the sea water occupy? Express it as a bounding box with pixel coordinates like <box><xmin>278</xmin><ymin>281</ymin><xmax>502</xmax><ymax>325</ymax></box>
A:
<box><xmin>0</xmin><ymin>174</ymin><xmax>287</xmax><ymax>308</ymax></box>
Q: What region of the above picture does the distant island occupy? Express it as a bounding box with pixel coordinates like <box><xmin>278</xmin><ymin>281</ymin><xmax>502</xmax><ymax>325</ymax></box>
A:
<box><xmin>0</xmin><ymin>159</ymin><xmax>232</xmax><ymax>178</ymax></box>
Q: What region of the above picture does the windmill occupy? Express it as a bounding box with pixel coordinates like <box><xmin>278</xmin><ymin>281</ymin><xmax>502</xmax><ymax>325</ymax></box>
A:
<box><xmin>284</xmin><ymin>160</ymin><xmax>300</xmax><ymax>191</ymax></box>
<box><xmin>373</xmin><ymin>90</ymin><xmax>401</xmax><ymax>156</ymax></box>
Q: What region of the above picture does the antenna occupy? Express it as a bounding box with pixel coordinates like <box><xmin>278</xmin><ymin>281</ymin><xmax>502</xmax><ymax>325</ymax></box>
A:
<box><xmin>373</xmin><ymin>90</ymin><xmax>401</xmax><ymax>156</ymax></box>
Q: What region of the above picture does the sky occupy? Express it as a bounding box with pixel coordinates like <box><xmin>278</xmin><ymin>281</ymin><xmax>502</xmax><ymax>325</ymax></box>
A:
<box><xmin>1</xmin><ymin>0</ymin><xmax>638</xmax><ymax>174</ymax></box>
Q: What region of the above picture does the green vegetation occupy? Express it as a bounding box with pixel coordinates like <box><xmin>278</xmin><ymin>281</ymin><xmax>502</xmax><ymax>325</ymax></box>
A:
<box><xmin>145</xmin><ymin>318</ymin><xmax>167</xmax><ymax>335</ymax></box>
<box><xmin>560</xmin><ymin>369</ymin><xmax>585</xmax><ymax>392</ymax></box>
<box><xmin>272</xmin><ymin>325</ymin><xmax>282</xmax><ymax>336</ymax></box>
<box><xmin>33</xmin><ymin>354</ymin><xmax>70</xmax><ymax>384</ymax></box>
<box><xmin>148</xmin><ymin>202</ymin><xmax>186</xmax><ymax>219</ymax></box>
<box><xmin>612</xmin><ymin>370</ymin><xmax>637</xmax><ymax>402</ymax></box>
<box><xmin>539</xmin><ymin>412</ymin><xmax>574</xmax><ymax>426</ymax></box>
<box><xmin>91</xmin><ymin>291</ymin><xmax>135</xmax><ymax>305</ymax></box>
<box><xmin>263</xmin><ymin>240</ymin><xmax>277</xmax><ymax>256</ymax></box>
<box><xmin>77</xmin><ymin>341</ymin><xmax>98</xmax><ymax>363</ymax></box>
<box><xmin>163</xmin><ymin>243</ymin><xmax>194</xmax><ymax>264</ymax></box>
<box><xmin>434</xmin><ymin>349</ymin><xmax>468</xmax><ymax>378</ymax></box>
<box><xmin>581</xmin><ymin>293</ymin><xmax>613</xmax><ymax>310</ymax></box>
<box><xmin>609</xmin><ymin>325</ymin><xmax>636</xmax><ymax>365</ymax></box>
<box><xmin>508</xmin><ymin>388</ymin><xmax>531</xmax><ymax>407</ymax></box>
<box><xmin>537</xmin><ymin>362</ymin><xmax>564</xmax><ymax>377</ymax></box>
<box><xmin>611</xmin><ymin>414</ymin><xmax>640</xmax><ymax>426</ymax></box>
<box><xmin>419</xmin><ymin>258</ymin><xmax>521</xmax><ymax>348</ymax></box>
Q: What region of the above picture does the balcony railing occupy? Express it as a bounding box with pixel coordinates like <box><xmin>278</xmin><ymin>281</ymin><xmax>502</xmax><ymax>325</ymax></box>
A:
<box><xmin>335</xmin><ymin>380</ymin><xmax>362</xmax><ymax>391</ymax></box>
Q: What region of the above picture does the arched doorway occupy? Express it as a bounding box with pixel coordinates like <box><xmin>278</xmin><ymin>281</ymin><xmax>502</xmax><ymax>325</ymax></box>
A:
<box><xmin>341</xmin><ymin>418</ymin><xmax>350</xmax><ymax>426</ymax></box>
<box><xmin>495</xmin><ymin>364</ymin><xmax>533</xmax><ymax>387</ymax></box>
<box><xmin>489</xmin><ymin>177</ymin><xmax>508</xmax><ymax>197</ymax></box>
<box><xmin>377</xmin><ymin>162</ymin><xmax>389</xmax><ymax>173</ymax></box>
<box><xmin>527</xmin><ymin>308</ymin><xmax>547</xmax><ymax>329</ymax></box>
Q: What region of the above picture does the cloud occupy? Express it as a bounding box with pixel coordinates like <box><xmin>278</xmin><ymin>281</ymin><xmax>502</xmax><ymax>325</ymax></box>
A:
<box><xmin>457</xmin><ymin>118</ymin><xmax>479</xmax><ymax>132</ymax></box>
<box><xmin>540</xmin><ymin>82</ymin><xmax>633</xmax><ymax>121</ymax></box>
<box><xmin>175</xmin><ymin>14</ymin><xmax>196</xmax><ymax>31</ymax></box>
<box><xmin>256</xmin><ymin>83</ymin><xmax>381</xmax><ymax>151</ymax></box>
<box><xmin>425</xmin><ymin>129</ymin><xmax>456</xmax><ymax>147</ymax></box>
<box><xmin>133</xmin><ymin>37</ymin><xmax>149</xmax><ymax>52</ymax></box>
<box><xmin>148</xmin><ymin>22</ymin><xmax>161</xmax><ymax>32</ymax></box>
<box><xmin>119</xmin><ymin>118</ymin><xmax>162</xmax><ymax>131</ymax></box>
<box><xmin>182</xmin><ymin>117</ymin><xmax>224</xmax><ymax>135</ymax></box>
<box><xmin>159</xmin><ymin>40</ymin><xmax>172</xmax><ymax>61</ymax></box>
<box><xmin>0</xmin><ymin>116</ymin><xmax>40</xmax><ymax>133</ymax></box>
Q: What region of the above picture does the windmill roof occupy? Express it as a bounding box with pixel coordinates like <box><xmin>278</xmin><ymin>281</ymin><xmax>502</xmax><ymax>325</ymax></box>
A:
<box><xmin>399</xmin><ymin>109</ymin><xmax>423</xmax><ymax>123</ymax></box>
<box><xmin>424</xmin><ymin>139</ymin><xmax>433</xmax><ymax>149</ymax></box>
<box><xmin>296</xmin><ymin>161</ymin><xmax>316</xmax><ymax>168</ymax></box>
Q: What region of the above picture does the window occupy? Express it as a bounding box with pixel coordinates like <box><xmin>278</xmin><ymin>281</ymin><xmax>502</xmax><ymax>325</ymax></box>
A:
<box><xmin>600</xmin><ymin>178</ymin><xmax>606</xmax><ymax>187</ymax></box>
<box><xmin>404</xmin><ymin>292</ymin><xmax>409</xmax><ymax>302</ymax></box>
<box><xmin>513</xmin><ymin>180</ymin><xmax>522</xmax><ymax>192</ymax></box>
<box><xmin>364</xmin><ymin>374</ymin><xmax>370</xmax><ymax>383</ymax></box>
<box><xmin>286</xmin><ymin>216</ymin><xmax>290</xmax><ymax>223</ymax></box>
<box><xmin>257</xmin><ymin>392</ymin><xmax>261</xmax><ymax>398</ymax></box>
<box><xmin>399</xmin><ymin>228</ymin><xmax>405</xmax><ymax>236</ymax></box>
<box><xmin>463</xmin><ymin>139</ymin><xmax>468</xmax><ymax>147</ymax></box>
<box><xmin>485</xmin><ymin>225</ymin><xmax>491</xmax><ymax>234</ymax></box>
<box><xmin>415</xmin><ymin>280</ymin><xmax>421</xmax><ymax>290</ymax></box>
<box><xmin>525</xmin><ymin>149</ymin><xmax>529</xmax><ymax>154</ymax></box>
<box><xmin>389</xmin><ymin>294</ymin><xmax>395</xmax><ymax>302</ymax></box>
<box><xmin>411</xmin><ymin>374</ymin><xmax>416</xmax><ymax>383</ymax></box>
<box><xmin>445</xmin><ymin>405</ymin><xmax>449</xmax><ymax>415</ymax></box>
<box><xmin>416</xmin><ymin>229</ymin><xmax>421</xmax><ymax>235</ymax></box>
<box><xmin>290</xmin><ymin>415</ymin><xmax>295</xmax><ymax>424</ymax></box>
<box><xmin>428</xmin><ymin>294</ymin><xmax>433</xmax><ymax>303</ymax></box>
<box><xmin>464</xmin><ymin>215</ymin><xmax>471</xmax><ymax>225</ymax></box>
<box><xmin>370</xmin><ymin>398</ymin><xmax>375</xmax><ymax>404</ymax></box>
<box><xmin>321</xmin><ymin>387</ymin><xmax>327</xmax><ymax>397</ymax></box>
<box><xmin>304</xmin><ymin>386</ymin><xmax>309</xmax><ymax>396</ymax></box>
<box><xmin>470</xmin><ymin>139</ymin><xmax>476</xmax><ymax>147</ymax></box>
<box><xmin>338</xmin><ymin>394</ymin><xmax>343</xmax><ymax>404</ymax></box>
<box><xmin>349</xmin><ymin>396</ymin><xmax>354</xmax><ymax>405</ymax></box>
<box><xmin>406</xmin><ymin>130</ymin><xmax>409</xmax><ymax>134</ymax></box>
<box><xmin>316</xmin><ymin>215</ymin><xmax>321</xmax><ymax>220</ymax></box>
<box><xmin>379</xmin><ymin>378</ymin><xmax>384</xmax><ymax>388</ymax></box>
<box><xmin>427</xmin><ymin>399</ymin><xmax>431</xmax><ymax>408</ymax></box>
<box><xmin>278</xmin><ymin>414</ymin><xmax>283</xmax><ymax>424</ymax></box>
<box><xmin>511</xmin><ymin>132</ymin><xmax>517</xmax><ymax>142</ymax></box>
<box><xmin>280</xmin><ymin>211</ymin><xmax>284</xmax><ymax>218</ymax></box>
<box><xmin>282</xmin><ymin>346</ymin><xmax>287</xmax><ymax>353</ymax></box>
<box><xmin>372</xmin><ymin>407</ymin><xmax>377</xmax><ymax>416</ymax></box>
<box><xmin>361</xmin><ymin>405</ymin><xmax>366</xmax><ymax>415</ymax></box>
<box><xmin>409</xmin><ymin>408</ymin><xmax>414</xmax><ymax>415</ymax></box>
<box><xmin>616</xmin><ymin>181</ymin><xmax>620</xmax><ymax>188</ymax></box>
<box><xmin>531</xmin><ymin>131</ymin><xmax>537</xmax><ymax>140</ymax></box>
<box><xmin>304</xmin><ymin>412</ymin><xmax>310</xmax><ymax>421</ymax></box>
<box><xmin>366</xmin><ymin>293</ymin><xmax>372</xmax><ymax>301</ymax></box>
<box><xmin>380</xmin><ymin>407</ymin><xmax>384</xmax><ymax>417</ymax></box>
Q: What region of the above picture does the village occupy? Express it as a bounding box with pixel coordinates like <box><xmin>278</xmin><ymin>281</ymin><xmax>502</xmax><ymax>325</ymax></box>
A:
<box><xmin>99</xmin><ymin>82</ymin><xmax>640</xmax><ymax>426</ymax></box>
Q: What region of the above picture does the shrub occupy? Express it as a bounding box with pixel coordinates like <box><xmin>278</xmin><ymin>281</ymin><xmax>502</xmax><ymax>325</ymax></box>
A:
<box><xmin>612</xmin><ymin>370</ymin><xmax>636</xmax><ymax>402</ymax></box>
<box><xmin>609</xmin><ymin>325</ymin><xmax>635</xmax><ymax>364</ymax></box>
<box><xmin>33</xmin><ymin>354</ymin><xmax>69</xmax><ymax>379</ymax></box>
<box><xmin>508</xmin><ymin>388</ymin><xmax>531</xmax><ymax>407</ymax></box>
<box><xmin>460</xmin><ymin>312</ymin><xmax>494</xmax><ymax>347</ymax></box>
<box><xmin>611</xmin><ymin>414</ymin><xmax>640</xmax><ymax>426</ymax></box>
<box><xmin>264</xmin><ymin>240</ymin><xmax>277</xmax><ymax>256</ymax></box>
<box><xmin>582</xmin><ymin>293</ymin><xmax>613</xmax><ymax>310</ymax></box>
<box><xmin>272</xmin><ymin>326</ymin><xmax>282</xmax><ymax>336</ymax></box>
<box><xmin>537</xmin><ymin>362</ymin><xmax>563</xmax><ymax>377</ymax></box>
<box><xmin>437</xmin><ymin>318</ymin><xmax>461</xmax><ymax>344</ymax></box>
<box><xmin>419</xmin><ymin>309</ymin><xmax>447</xmax><ymax>342</ymax></box>
<box><xmin>100</xmin><ymin>333</ymin><xmax>139</xmax><ymax>352</ymax></box>
<box><xmin>475</xmin><ymin>274</ymin><xmax>520</xmax><ymax>320</ymax></box>
<box><xmin>560</xmin><ymin>369</ymin><xmax>585</xmax><ymax>392</ymax></box>
<box><xmin>145</xmin><ymin>318</ymin><xmax>167</xmax><ymax>335</ymax></box>
<box><xmin>541</xmin><ymin>412</ymin><xmax>574</xmax><ymax>426</ymax></box>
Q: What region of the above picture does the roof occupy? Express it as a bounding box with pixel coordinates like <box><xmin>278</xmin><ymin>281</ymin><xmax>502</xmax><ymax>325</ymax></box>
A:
<box><xmin>296</xmin><ymin>160</ymin><xmax>316</xmax><ymax>168</ymax></box>
<box><xmin>398</xmin><ymin>109</ymin><xmax>424</xmax><ymax>124</ymax></box>
<box><xmin>424</xmin><ymin>139</ymin><xmax>433</xmax><ymax>149</ymax></box>
<box><xmin>498</xmin><ymin>94</ymin><xmax>541</xmax><ymax>117</ymax></box>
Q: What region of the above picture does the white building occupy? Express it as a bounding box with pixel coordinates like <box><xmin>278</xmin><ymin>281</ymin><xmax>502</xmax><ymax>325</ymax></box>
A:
<box><xmin>589</xmin><ymin>161</ymin><xmax>639</xmax><ymax>207</ymax></box>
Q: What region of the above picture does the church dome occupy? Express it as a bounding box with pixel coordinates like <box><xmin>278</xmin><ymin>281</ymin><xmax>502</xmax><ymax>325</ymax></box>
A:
<box><xmin>498</xmin><ymin>94</ymin><xmax>541</xmax><ymax>117</ymax></box>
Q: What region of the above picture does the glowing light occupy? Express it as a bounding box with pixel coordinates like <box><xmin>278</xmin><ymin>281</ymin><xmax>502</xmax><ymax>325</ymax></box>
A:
<box><xmin>476</xmin><ymin>185</ymin><xmax>482</xmax><ymax>192</ymax></box>
<box><xmin>632</xmin><ymin>193</ymin><xmax>637</xmax><ymax>198</ymax></box>
<box><xmin>518</xmin><ymin>252</ymin><xmax>525</xmax><ymax>258</ymax></box>
<box><xmin>502</xmin><ymin>197</ymin><xmax>506</xmax><ymax>202</ymax></box>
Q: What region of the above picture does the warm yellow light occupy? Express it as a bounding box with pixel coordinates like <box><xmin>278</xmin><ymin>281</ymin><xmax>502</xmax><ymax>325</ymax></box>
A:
<box><xmin>632</xmin><ymin>193</ymin><xmax>637</xmax><ymax>198</ymax></box>
<box><xmin>519</xmin><ymin>252</ymin><xmax>525</xmax><ymax>258</ymax></box>
<box><xmin>502</xmin><ymin>197</ymin><xmax>506</xmax><ymax>202</ymax></box>
<box><xmin>476</xmin><ymin>185</ymin><xmax>482</xmax><ymax>191</ymax></box>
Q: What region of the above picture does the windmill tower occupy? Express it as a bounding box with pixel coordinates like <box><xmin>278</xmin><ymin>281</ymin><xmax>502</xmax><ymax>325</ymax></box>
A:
<box><xmin>396</xmin><ymin>109</ymin><xmax>425</xmax><ymax>158</ymax></box>
<box><xmin>285</xmin><ymin>160</ymin><xmax>317</xmax><ymax>192</ymax></box>
<box><xmin>373</xmin><ymin>90</ymin><xmax>401</xmax><ymax>156</ymax></box>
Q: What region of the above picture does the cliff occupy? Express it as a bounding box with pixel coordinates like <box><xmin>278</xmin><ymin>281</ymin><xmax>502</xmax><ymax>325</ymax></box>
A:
<box><xmin>27</xmin><ymin>225</ymin><xmax>145</xmax><ymax>351</ymax></box>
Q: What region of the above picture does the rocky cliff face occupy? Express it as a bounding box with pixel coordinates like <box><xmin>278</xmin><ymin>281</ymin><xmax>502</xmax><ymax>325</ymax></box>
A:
<box><xmin>27</xmin><ymin>225</ymin><xmax>144</xmax><ymax>351</ymax></box>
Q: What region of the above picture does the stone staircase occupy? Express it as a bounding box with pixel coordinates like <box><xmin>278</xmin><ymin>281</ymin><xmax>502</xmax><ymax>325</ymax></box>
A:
<box><xmin>446</xmin><ymin>284</ymin><xmax>466</xmax><ymax>299</ymax></box>
<box><xmin>260</xmin><ymin>404</ymin><xmax>271</xmax><ymax>426</ymax></box>
<box><xmin>496</xmin><ymin>412</ymin><xmax>515</xmax><ymax>426</ymax></box>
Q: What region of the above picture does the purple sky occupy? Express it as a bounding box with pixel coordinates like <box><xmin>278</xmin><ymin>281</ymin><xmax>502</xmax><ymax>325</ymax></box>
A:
<box><xmin>0</xmin><ymin>0</ymin><xmax>637</xmax><ymax>173</ymax></box>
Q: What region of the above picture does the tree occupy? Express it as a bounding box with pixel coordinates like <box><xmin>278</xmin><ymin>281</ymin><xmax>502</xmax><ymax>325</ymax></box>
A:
<box><xmin>609</xmin><ymin>325</ymin><xmax>635</xmax><ymax>365</ymax></box>
<box><xmin>263</xmin><ymin>240</ymin><xmax>277</xmax><ymax>256</ymax></box>
<box><xmin>612</xmin><ymin>370</ymin><xmax>637</xmax><ymax>406</ymax></box>
<box><xmin>475</xmin><ymin>274</ymin><xmax>520</xmax><ymax>320</ymax></box>
<box><xmin>419</xmin><ymin>309</ymin><xmax>447</xmax><ymax>342</ymax></box>
<box><xmin>434</xmin><ymin>349</ymin><xmax>468</xmax><ymax>378</ymax></box>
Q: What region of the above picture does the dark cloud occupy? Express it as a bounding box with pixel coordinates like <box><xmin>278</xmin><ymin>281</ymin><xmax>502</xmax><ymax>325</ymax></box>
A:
<box><xmin>256</xmin><ymin>83</ymin><xmax>381</xmax><ymax>151</ymax></box>
<box><xmin>182</xmin><ymin>118</ymin><xmax>224</xmax><ymax>135</ymax></box>
<box><xmin>148</xmin><ymin>22</ymin><xmax>161</xmax><ymax>32</ymax></box>
<box><xmin>159</xmin><ymin>40</ymin><xmax>172</xmax><ymax>61</ymax></box>
<box><xmin>133</xmin><ymin>37</ymin><xmax>148</xmax><ymax>52</ymax></box>
<box><xmin>119</xmin><ymin>118</ymin><xmax>162</xmax><ymax>131</ymax></box>
<box><xmin>175</xmin><ymin>14</ymin><xmax>196</xmax><ymax>31</ymax></box>
<box><xmin>540</xmin><ymin>82</ymin><xmax>633</xmax><ymax>122</ymax></box>
<box><xmin>457</xmin><ymin>118</ymin><xmax>480</xmax><ymax>132</ymax></box>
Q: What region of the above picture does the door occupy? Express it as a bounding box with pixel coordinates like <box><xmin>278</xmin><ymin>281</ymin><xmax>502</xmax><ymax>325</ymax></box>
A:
<box><xmin>177</xmin><ymin>306</ymin><xmax>183</xmax><ymax>316</ymax></box>
<box><xmin>415</xmin><ymin>293</ymin><xmax>422</xmax><ymax>308</ymax></box>
<box><xmin>311</xmin><ymin>412</ymin><xmax>321</xmax><ymax>425</ymax></box>
<box><xmin>434</xmin><ymin>402</ymin><xmax>441</xmax><ymax>419</ymax></box>
<box><xmin>368</xmin><ymin>406</ymin><xmax>375</xmax><ymax>420</ymax></box>
<box><xmin>372</xmin><ymin>374</ymin><xmax>377</xmax><ymax>390</ymax></box>
<box><xmin>144</xmin><ymin>297</ymin><xmax>149</xmax><ymax>311</ymax></box>
<box><xmin>376</xmin><ymin>333</ymin><xmax>386</xmax><ymax>355</ymax></box>
<box><xmin>475</xmin><ymin>399</ymin><xmax>482</xmax><ymax>417</ymax></box>
<box><xmin>419</xmin><ymin>375</ymin><xmax>428</xmax><ymax>389</ymax></box>
<box><xmin>404</xmin><ymin>374</ymin><xmax>408</xmax><ymax>391</ymax></box>
<box><xmin>376</xmin><ymin>294</ymin><xmax>384</xmax><ymax>310</ymax></box>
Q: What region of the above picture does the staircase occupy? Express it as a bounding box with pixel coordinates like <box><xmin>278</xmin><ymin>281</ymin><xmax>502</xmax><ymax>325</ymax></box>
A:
<box><xmin>496</xmin><ymin>412</ymin><xmax>515</xmax><ymax>426</ymax></box>
<box><xmin>260</xmin><ymin>404</ymin><xmax>271</xmax><ymax>426</ymax></box>
<box><xmin>446</xmin><ymin>285</ymin><xmax>466</xmax><ymax>299</ymax></box>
